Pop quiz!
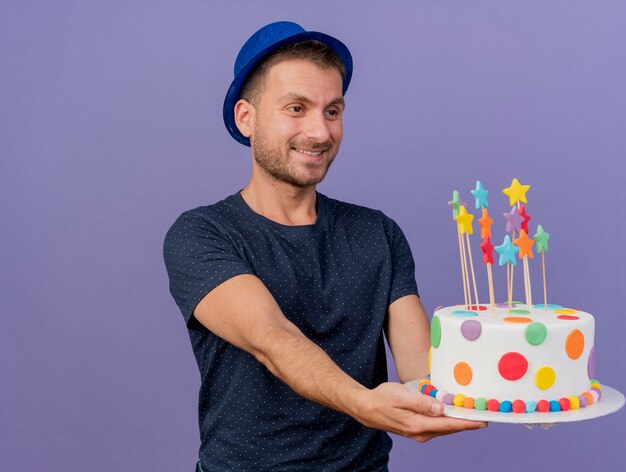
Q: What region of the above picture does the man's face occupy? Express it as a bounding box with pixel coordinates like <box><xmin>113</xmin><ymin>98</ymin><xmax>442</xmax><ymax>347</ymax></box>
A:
<box><xmin>248</xmin><ymin>59</ymin><xmax>345</xmax><ymax>188</ymax></box>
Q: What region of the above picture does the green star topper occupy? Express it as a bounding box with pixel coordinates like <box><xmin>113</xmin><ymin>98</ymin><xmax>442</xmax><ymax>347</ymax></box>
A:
<box><xmin>534</xmin><ymin>225</ymin><xmax>550</xmax><ymax>253</ymax></box>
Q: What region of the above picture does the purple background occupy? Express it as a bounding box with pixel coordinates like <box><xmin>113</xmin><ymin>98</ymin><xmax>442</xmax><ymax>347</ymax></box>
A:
<box><xmin>1</xmin><ymin>1</ymin><xmax>625</xmax><ymax>470</ymax></box>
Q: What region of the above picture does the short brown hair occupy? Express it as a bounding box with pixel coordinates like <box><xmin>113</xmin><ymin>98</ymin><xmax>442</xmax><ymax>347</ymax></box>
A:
<box><xmin>240</xmin><ymin>40</ymin><xmax>346</xmax><ymax>105</ymax></box>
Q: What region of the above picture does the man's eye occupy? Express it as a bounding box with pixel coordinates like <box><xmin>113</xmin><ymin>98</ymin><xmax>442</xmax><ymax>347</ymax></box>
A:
<box><xmin>326</xmin><ymin>109</ymin><xmax>340</xmax><ymax>117</ymax></box>
<box><xmin>288</xmin><ymin>106</ymin><xmax>303</xmax><ymax>113</ymax></box>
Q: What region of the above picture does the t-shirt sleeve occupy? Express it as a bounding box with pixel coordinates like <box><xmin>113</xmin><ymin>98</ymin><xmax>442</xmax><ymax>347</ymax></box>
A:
<box><xmin>386</xmin><ymin>217</ymin><xmax>420</xmax><ymax>304</ymax></box>
<box><xmin>163</xmin><ymin>210</ymin><xmax>255</xmax><ymax>326</ymax></box>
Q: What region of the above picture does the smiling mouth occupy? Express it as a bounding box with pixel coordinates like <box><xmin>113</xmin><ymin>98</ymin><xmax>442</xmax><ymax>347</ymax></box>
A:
<box><xmin>292</xmin><ymin>148</ymin><xmax>326</xmax><ymax>156</ymax></box>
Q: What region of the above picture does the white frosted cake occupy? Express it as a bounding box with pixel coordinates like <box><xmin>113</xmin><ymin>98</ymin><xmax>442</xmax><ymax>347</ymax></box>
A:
<box><xmin>421</xmin><ymin>303</ymin><xmax>601</xmax><ymax>413</ymax></box>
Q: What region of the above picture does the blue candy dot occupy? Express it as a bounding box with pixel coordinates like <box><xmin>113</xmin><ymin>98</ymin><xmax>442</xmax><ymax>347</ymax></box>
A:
<box><xmin>549</xmin><ymin>400</ymin><xmax>561</xmax><ymax>412</ymax></box>
<box><xmin>430</xmin><ymin>389</ymin><xmax>438</xmax><ymax>398</ymax></box>
<box><xmin>451</xmin><ymin>310</ymin><xmax>478</xmax><ymax>317</ymax></box>
<box><xmin>533</xmin><ymin>303</ymin><xmax>563</xmax><ymax>309</ymax></box>
<box><xmin>525</xmin><ymin>400</ymin><xmax>537</xmax><ymax>412</ymax></box>
<box><xmin>499</xmin><ymin>401</ymin><xmax>513</xmax><ymax>412</ymax></box>
<box><xmin>420</xmin><ymin>384</ymin><xmax>428</xmax><ymax>394</ymax></box>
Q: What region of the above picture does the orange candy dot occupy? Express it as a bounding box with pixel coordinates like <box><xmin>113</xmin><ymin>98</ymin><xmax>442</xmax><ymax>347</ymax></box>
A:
<box><xmin>565</xmin><ymin>329</ymin><xmax>585</xmax><ymax>359</ymax></box>
<box><xmin>582</xmin><ymin>392</ymin><xmax>594</xmax><ymax>406</ymax></box>
<box><xmin>462</xmin><ymin>397</ymin><xmax>475</xmax><ymax>409</ymax></box>
<box><xmin>503</xmin><ymin>317</ymin><xmax>532</xmax><ymax>324</ymax></box>
<box><xmin>454</xmin><ymin>362</ymin><xmax>473</xmax><ymax>386</ymax></box>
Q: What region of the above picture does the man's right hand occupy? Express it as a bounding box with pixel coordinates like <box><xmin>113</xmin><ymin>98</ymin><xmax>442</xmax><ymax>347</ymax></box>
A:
<box><xmin>353</xmin><ymin>382</ymin><xmax>487</xmax><ymax>442</ymax></box>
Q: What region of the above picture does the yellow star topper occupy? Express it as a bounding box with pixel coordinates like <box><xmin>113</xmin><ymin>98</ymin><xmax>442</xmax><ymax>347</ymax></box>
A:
<box><xmin>455</xmin><ymin>205</ymin><xmax>474</xmax><ymax>235</ymax></box>
<box><xmin>502</xmin><ymin>178</ymin><xmax>530</xmax><ymax>206</ymax></box>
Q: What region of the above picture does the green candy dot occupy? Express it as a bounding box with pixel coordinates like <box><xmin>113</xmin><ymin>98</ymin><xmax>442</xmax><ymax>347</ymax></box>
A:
<box><xmin>525</xmin><ymin>322</ymin><xmax>547</xmax><ymax>345</ymax></box>
<box><xmin>511</xmin><ymin>309</ymin><xmax>530</xmax><ymax>315</ymax></box>
<box><xmin>431</xmin><ymin>316</ymin><xmax>441</xmax><ymax>348</ymax></box>
<box><xmin>475</xmin><ymin>397</ymin><xmax>487</xmax><ymax>410</ymax></box>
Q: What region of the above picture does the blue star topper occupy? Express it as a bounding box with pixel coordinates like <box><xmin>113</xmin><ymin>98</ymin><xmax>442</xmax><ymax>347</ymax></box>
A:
<box><xmin>495</xmin><ymin>234</ymin><xmax>519</xmax><ymax>266</ymax></box>
<box><xmin>470</xmin><ymin>181</ymin><xmax>489</xmax><ymax>209</ymax></box>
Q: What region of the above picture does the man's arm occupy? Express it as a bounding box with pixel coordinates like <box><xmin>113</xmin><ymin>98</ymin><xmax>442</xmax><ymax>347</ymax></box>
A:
<box><xmin>194</xmin><ymin>274</ymin><xmax>486</xmax><ymax>441</ymax></box>
<box><xmin>384</xmin><ymin>294</ymin><xmax>432</xmax><ymax>384</ymax></box>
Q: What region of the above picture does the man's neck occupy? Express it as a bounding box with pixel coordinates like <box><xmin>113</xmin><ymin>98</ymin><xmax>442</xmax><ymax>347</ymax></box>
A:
<box><xmin>240</xmin><ymin>178</ymin><xmax>318</xmax><ymax>226</ymax></box>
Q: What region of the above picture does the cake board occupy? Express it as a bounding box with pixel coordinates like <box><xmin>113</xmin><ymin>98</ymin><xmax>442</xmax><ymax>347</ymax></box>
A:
<box><xmin>404</xmin><ymin>379</ymin><xmax>624</xmax><ymax>427</ymax></box>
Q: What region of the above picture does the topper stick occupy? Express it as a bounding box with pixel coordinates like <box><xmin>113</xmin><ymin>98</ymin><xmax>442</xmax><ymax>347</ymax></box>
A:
<box><xmin>457</xmin><ymin>228</ymin><xmax>469</xmax><ymax>308</ymax></box>
<box><xmin>507</xmin><ymin>261</ymin><xmax>512</xmax><ymax>313</ymax></box>
<box><xmin>459</xmin><ymin>230</ymin><xmax>473</xmax><ymax>310</ymax></box>
<box><xmin>487</xmin><ymin>263</ymin><xmax>495</xmax><ymax>316</ymax></box>
<box><xmin>509</xmin><ymin>229</ymin><xmax>516</xmax><ymax>311</ymax></box>
<box><xmin>526</xmin><ymin>256</ymin><xmax>533</xmax><ymax>307</ymax></box>
<box><xmin>522</xmin><ymin>255</ymin><xmax>529</xmax><ymax>308</ymax></box>
<box><xmin>465</xmin><ymin>231</ymin><xmax>480</xmax><ymax>309</ymax></box>
<box><xmin>542</xmin><ymin>251</ymin><xmax>547</xmax><ymax>309</ymax></box>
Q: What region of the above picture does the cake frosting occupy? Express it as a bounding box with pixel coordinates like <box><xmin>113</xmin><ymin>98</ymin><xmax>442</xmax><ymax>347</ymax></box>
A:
<box><xmin>424</xmin><ymin>303</ymin><xmax>601</xmax><ymax>413</ymax></box>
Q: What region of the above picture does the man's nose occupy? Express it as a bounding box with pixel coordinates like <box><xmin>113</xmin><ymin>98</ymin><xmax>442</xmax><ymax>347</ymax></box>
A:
<box><xmin>303</xmin><ymin>111</ymin><xmax>331</xmax><ymax>142</ymax></box>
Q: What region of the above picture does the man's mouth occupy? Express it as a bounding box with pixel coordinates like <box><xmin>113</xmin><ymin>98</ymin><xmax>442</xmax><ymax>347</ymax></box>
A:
<box><xmin>293</xmin><ymin>148</ymin><xmax>324</xmax><ymax>156</ymax></box>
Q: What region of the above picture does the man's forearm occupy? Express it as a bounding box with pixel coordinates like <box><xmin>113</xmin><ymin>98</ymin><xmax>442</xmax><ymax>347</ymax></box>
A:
<box><xmin>252</xmin><ymin>323</ymin><xmax>370</xmax><ymax>419</ymax></box>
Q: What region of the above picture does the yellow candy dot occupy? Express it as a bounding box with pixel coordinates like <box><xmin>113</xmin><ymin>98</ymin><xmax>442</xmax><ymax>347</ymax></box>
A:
<box><xmin>453</xmin><ymin>394</ymin><xmax>466</xmax><ymax>407</ymax></box>
<box><xmin>428</xmin><ymin>347</ymin><xmax>432</xmax><ymax>373</ymax></box>
<box><xmin>535</xmin><ymin>366</ymin><xmax>556</xmax><ymax>390</ymax></box>
<box><xmin>568</xmin><ymin>395</ymin><xmax>580</xmax><ymax>409</ymax></box>
<box><xmin>555</xmin><ymin>308</ymin><xmax>577</xmax><ymax>314</ymax></box>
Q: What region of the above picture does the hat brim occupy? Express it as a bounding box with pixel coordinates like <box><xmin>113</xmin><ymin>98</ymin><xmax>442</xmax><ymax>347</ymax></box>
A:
<box><xmin>223</xmin><ymin>31</ymin><xmax>353</xmax><ymax>147</ymax></box>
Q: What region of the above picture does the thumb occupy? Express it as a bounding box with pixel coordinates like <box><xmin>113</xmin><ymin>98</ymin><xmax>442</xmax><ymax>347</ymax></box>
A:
<box><xmin>413</xmin><ymin>391</ymin><xmax>445</xmax><ymax>417</ymax></box>
<box><xmin>394</xmin><ymin>384</ymin><xmax>444</xmax><ymax>416</ymax></box>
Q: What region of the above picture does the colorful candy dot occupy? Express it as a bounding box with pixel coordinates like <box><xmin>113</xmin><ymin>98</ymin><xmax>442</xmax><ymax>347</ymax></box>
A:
<box><xmin>549</xmin><ymin>400</ymin><xmax>561</xmax><ymax>412</ymax></box>
<box><xmin>589</xmin><ymin>389</ymin><xmax>600</xmax><ymax>402</ymax></box>
<box><xmin>568</xmin><ymin>396</ymin><xmax>580</xmax><ymax>409</ymax></box>
<box><xmin>500</xmin><ymin>401</ymin><xmax>513</xmax><ymax>412</ymax></box>
<box><xmin>423</xmin><ymin>385</ymin><xmax>435</xmax><ymax>396</ymax></box>
<box><xmin>525</xmin><ymin>400</ymin><xmax>537</xmax><ymax>412</ymax></box>
<box><xmin>559</xmin><ymin>398</ymin><xmax>571</xmax><ymax>411</ymax></box>
<box><xmin>420</xmin><ymin>384</ymin><xmax>428</xmax><ymax>394</ymax></box>
<box><xmin>443</xmin><ymin>394</ymin><xmax>455</xmax><ymax>405</ymax></box>
<box><xmin>461</xmin><ymin>320</ymin><xmax>482</xmax><ymax>341</ymax></box>
<box><xmin>565</xmin><ymin>329</ymin><xmax>585</xmax><ymax>359</ymax></box>
<box><xmin>498</xmin><ymin>352</ymin><xmax>529</xmax><ymax>381</ymax></box>
<box><xmin>429</xmin><ymin>389</ymin><xmax>439</xmax><ymax>398</ymax></box>
<box><xmin>557</xmin><ymin>315</ymin><xmax>579</xmax><ymax>320</ymax></box>
<box><xmin>535</xmin><ymin>366</ymin><xmax>556</xmax><ymax>390</ymax></box>
<box><xmin>512</xmin><ymin>400</ymin><xmax>526</xmax><ymax>413</ymax></box>
<box><xmin>525</xmin><ymin>322</ymin><xmax>547</xmax><ymax>345</ymax></box>
<box><xmin>579</xmin><ymin>395</ymin><xmax>588</xmax><ymax>407</ymax></box>
<box><xmin>462</xmin><ymin>397</ymin><xmax>475</xmax><ymax>409</ymax></box>
<box><xmin>453</xmin><ymin>394</ymin><xmax>466</xmax><ymax>407</ymax></box>
<box><xmin>468</xmin><ymin>305</ymin><xmax>488</xmax><ymax>311</ymax></box>
<box><xmin>431</xmin><ymin>316</ymin><xmax>441</xmax><ymax>348</ymax></box>
<box><xmin>582</xmin><ymin>392</ymin><xmax>594</xmax><ymax>406</ymax></box>
<box><xmin>510</xmin><ymin>309</ymin><xmax>531</xmax><ymax>315</ymax></box>
<box><xmin>588</xmin><ymin>347</ymin><xmax>596</xmax><ymax>379</ymax></box>
<box><xmin>555</xmin><ymin>309</ymin><xmax>577</xmax><ymax>314</ymax></box>
<box><xmin>454</xmin><ymin>362</ymin><xmax>473</xmax><ymax>386</ymax></box>
<box><xmin>474</xmin><ymin>398</ymin><xmax>487</xmax><ymax>410</ymax></box>
<box><xmin>533</xmin><ymin>304</ymin><xmax>563</xmax><ymax>309</ymax></box>
<box><xmin>536</xmin><ymin>400</ymin><xmax>550</xmax><ymax>412</ymax></box>
<box><xmin>591</xmin><ymin>388</ymin><xmax>602</xmax><ymax>401</ymax></box>
<box><xmin>451</xmin><ymin>310</ymin><xmax>478</xmax><ymax>317</ymax></box>
<box><xmin>487</xmin><ymin>399</ymin><xmax>500</xmax><ymax>411</ymax></box>
<box><xmin>503</xmin><ymin>317</ymin><xmax>532</xmax><ymax>324</ymax></box>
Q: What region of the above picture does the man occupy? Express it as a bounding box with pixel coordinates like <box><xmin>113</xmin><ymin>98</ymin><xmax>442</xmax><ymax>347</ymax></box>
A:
<box><xmin>164</xmin><ymin>21</ymin><xmax>485</xmax><ymax>472</ymax></box>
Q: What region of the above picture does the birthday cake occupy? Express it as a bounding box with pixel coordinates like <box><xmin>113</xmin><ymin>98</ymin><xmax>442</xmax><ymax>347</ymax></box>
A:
<box><xmin>422</xmin><ymin>304</ymin><xmax>601</xmax><ymax>413</ymax></box>
<box><xmin>422</xmin><ymin>179</ymin><xmax>602</xmax><ymax>414</ymax></box>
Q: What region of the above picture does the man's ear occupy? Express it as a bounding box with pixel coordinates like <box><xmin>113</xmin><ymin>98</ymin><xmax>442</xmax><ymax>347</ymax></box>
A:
<box><xmin>234</xmin><ymin>99</ymin><xmax>255</xmax><ymax>139</ymax></box>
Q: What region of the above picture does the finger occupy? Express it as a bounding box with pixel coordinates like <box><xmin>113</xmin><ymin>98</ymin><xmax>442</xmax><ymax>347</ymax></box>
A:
<box><xmin>411</xmin><ymin>415</ymin><xmax>487</xmax><ymax>435</ymax></box>
<box><xmin>412</xmin><ymin>392</ymin><xmax>445</xmax><ymax>417</ymax></box>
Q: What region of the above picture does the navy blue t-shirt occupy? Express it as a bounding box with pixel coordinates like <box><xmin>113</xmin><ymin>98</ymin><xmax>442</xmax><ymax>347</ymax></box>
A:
<box><xmin>163</xmin><ymin>191</ymin><xmax>419</xmax><ymax>471</ymax></box>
